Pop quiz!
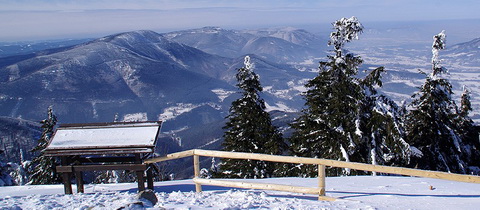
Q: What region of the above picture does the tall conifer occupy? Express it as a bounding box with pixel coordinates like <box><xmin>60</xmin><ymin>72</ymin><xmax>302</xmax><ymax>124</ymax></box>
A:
<box><xmin>219</xmin><ymin>56</ymin><xmax>284</xmax><ymax>178</ymax></box>
<box><xmin>28</xmin><ymin>106</ymin><xmax>61</xmax><ymax>184</ymax></box>
<box><xmin>406</xmin><ymin>31</ymin><xmax>480</xmax><ymax>174</ymax></box>
<box><xmin>289</xmin><ymin>17</ymin><xmax>365</xmax><ymax>176</ymax></box>
<box><xmin>455</xmin><ymin>88</ymin><xmax>480</xmax><ymax>174</ymax></box>
<box><xmin>288</xmin><ymin>17</ymin><xmax>409</xmax><ymax>177</ymax></box>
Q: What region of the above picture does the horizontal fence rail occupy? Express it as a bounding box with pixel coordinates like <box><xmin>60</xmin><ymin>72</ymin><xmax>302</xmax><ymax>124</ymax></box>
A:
<box><xmin>145</xmin><ymin>149</ymin><xmax>480</xmax><ymax>201</ymax></box>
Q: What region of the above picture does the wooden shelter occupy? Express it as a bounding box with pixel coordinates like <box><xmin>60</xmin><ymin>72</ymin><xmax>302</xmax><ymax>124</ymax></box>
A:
<box><xmin>44</xmin><ymin>121</ymin><xmax>162</xmax><ymax>194</ymax></box>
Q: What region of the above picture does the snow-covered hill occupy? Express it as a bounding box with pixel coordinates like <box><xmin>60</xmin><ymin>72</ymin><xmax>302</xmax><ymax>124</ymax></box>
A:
<box><xmin>0</xmin><ymin>30</ymin><xmax>234</xmax><ymax>123</ymax></box>
<box><xmin>0</xmin><ymin>29</ymin><xmax>315</xmax><ymax>176</ymax></box>
<box><xmin>1</xmin><ymin>176</ymin><xmax>479</xmax><ymax>209</ymax></box>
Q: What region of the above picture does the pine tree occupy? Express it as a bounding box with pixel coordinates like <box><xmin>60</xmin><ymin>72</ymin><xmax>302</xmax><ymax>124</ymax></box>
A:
<box><xmin>358</xmin><ymin>68</ymin><xmax>411</xmax><ymax>171</ymax></box>
<box><xmin>10</xmin><ymin>149</ymin><xmax>30</xmax><ymax>185</ymax></box>
<box><xmin>454</xmin><ymin>87</ymin><xmax>480</xmax><ymax>174</ymax></box>
<box><xmin>288</xmin><ymin>17</ymin><xmax>409</xmax><ymax>177</ymax></box>
<box><xmin>219</xmin><ymin>56</ymin><xmax>285</xmax><ymax>179</ymax></box>
<box><xmin>288</xmin><ymin>17</ymin><xmax>365</xmax><ymax>177</ymax></box>
<box><xmin>28</xmin><ymin>106</ymin><xmax>61</xmax><ymax>185</ymax></box>
<box><xmin>405</xmin><ymin>30</ymin><xmax>479</xmax><ymax>174</ymax></box>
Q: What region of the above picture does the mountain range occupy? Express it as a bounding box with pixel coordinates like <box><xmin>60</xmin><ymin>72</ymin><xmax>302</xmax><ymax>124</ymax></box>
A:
<box><xmin>1</xmin><ymin>26</ymin><xmax>479</xmax><ymax>178</ymax></box>
<box><xmin>0</xmin><ymin>28</ymin><xmax>321</xmax><ymax>173</ymax></box>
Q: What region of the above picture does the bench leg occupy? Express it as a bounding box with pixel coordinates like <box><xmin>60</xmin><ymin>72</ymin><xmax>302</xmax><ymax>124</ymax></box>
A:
<box><xmin>136</xmin><ymin>170</ymin><xmax>145</xmax><ymax>192</ymax></box>
<box><xmin>146</xmin><ymin>167</ymin><xmax>154</xmax><ymax>190</ymax></box>
<box><xmin>75</xmin><ymin>171</ymin><xmax>84</xmax><ymax>193</ymax></box>
<box><xmin>62</xmin><ymin>172</ymin><xmax>73</xmax><ymax>194</ymax></box>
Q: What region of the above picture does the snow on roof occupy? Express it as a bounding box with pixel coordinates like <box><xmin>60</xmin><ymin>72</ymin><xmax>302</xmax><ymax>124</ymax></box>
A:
<box><xmin>46</xmin><ymin>121</ymin><xmax>161</xmax><ymax>150</ymax></box>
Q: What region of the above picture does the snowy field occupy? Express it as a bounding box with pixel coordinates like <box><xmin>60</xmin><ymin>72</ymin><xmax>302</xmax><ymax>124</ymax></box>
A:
<box><xmin>0</xmin><ymin>176</ymin><xmax>479</xmax><ymax>209</ymax></box>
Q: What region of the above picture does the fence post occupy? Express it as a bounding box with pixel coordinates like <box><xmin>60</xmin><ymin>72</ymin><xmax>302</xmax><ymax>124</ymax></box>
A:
<box><xmin>194</xmin><ymin>155</ymin><xmax>202</xmax><ymax>192</ymax></box>
<box><xmin>318</xmin><ymin>164</ymin><xmax>326</xmax><ymax>198</ymax></box>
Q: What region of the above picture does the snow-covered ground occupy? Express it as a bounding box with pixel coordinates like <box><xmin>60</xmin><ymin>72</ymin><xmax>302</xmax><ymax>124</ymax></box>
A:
<box><xmin>1</xmin><ymin>176</ymin><xmax>479</xmax><ymax>209</ymax></box>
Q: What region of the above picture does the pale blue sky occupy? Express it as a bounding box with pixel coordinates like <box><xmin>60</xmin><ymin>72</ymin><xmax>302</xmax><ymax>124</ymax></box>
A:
<box><xmin>1</xmin><ymin>0</ymin><xmax>479</xmax><ymax>41</ymax></box>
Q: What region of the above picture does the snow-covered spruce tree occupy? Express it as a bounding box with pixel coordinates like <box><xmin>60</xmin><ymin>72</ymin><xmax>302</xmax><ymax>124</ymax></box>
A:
<box><xmin>288</xmin><ymin>17</ymin><xmax>409</xmax><ymax>177</ymax></box>
<box><xmin>406</xmin><ymin>31</ymin><xmax>479</xmax><ymax>174</ymax></box>
<box><xmin>9</xmin><ymin>149</ymin><xmax>31</xmax><ymax>185</ymax></box>
<box><xmin>28</xmin><ymin>106</ymin><xmax>61</xmax><ymax>185</ymax></box>
<box><xmin>358</xmin><ymin>67</ymin><xmax>411</xmax><ymax>172</ymax></box>
<box><xmin>456</xmin><ymin>87</ymin><xmax>480</xmax><ymax>174</ymax></box>
<box><xmin>288</xmin><ymin>17</ymin><xmax>365</xmax><ymax>177</ymax></box>
<box><xmin>218</xmin><ymin>56</ymin><xmax>285</xmax><ymax>179</ymax></box>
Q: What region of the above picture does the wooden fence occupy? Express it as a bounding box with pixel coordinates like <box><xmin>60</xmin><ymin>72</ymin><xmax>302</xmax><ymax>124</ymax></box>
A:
<box><xmin>144</xmin><ymin>149</ymin><xmax>480</xmax><ymax>201</ymax></box>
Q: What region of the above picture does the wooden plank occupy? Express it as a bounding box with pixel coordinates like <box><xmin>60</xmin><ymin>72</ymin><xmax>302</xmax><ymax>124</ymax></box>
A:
<box><xmin>45</xmin><ymin>145</ymin><xmax>154</xmax><ymax>151</ymax></box>
<box><xmin>57</xmin><ymin>164</ymin><xmax>147</xmax><ymax>172</ymax></box>
<box><xmin>57</xmin><ymin>166</ymin><xmax>73</xmax><ymax>173</ymax></box>
<box><xmin>74</xmin><ymin>156</ymin><xmax>137</xmax><ymax>164</ymax></box>
<box><xmin>317</xmin><ymin>159</ymin><xmax>480</xmax><ymax>184</ymax></box>
<box><xmin>58</xmin><ymin>121</ymin><xmax>162</xmax><ymax>129</ymax></box>
<box><xmin>193</xmin><ymin>149</ymin><xmax>480</xmax><ymax>184</ymax></box>
<box><xmin>146</xmin><ymin>149</ymin><xmax>480</xmax><ymax>184</ymax></box>
<box><xmin>44</xmin><ymin>147</ymin><xmax>153</xmax><ymax>154</ymax></box>
<box><xmin>193</xmin><ymin>149</ymin><xmax>322</xmax><ymax>164</ymax></box>
<box><xmin>144</xmin><ymin>150</ymin><xmax>195</xmax><ymax>163</ymax></box>
<box><xmin>44</xmin><ymin>148</ymin><xmax>153</xmax><ymax>156</ymax></box>
<box><xmin>193</xmin><ymin>178</ymin><xmax>336</xmax><ymax>201</ymax></box>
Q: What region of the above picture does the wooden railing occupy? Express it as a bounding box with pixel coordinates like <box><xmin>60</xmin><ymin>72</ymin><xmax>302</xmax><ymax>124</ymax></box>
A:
<box><xmin>144</xmin><ymin>149</ymin><xmax>480</xmax><ymax>201</ymax></box>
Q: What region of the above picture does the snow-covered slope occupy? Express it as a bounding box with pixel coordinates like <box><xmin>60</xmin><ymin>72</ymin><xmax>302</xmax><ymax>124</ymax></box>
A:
<box><xmin>1</xmin><ymin>176</ymin><xmax>479</xmax><ymax>209</ymax></box>
<box><xmin>0</xmin><ymin>29</ymin><xmax>317</xmax><ymax>172</ymax></box>
<box><xmin>0</xmin><ymin>30</ymin><xmax>234</xmax><ymax>124</ymax></box>
<box><xmin>0</xmin><ymin>117</ymin><xmax>40</xmax><ymax>162</ymax></box>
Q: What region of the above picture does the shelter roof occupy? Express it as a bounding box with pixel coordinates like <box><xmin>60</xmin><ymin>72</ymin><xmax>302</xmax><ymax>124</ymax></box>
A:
<box><xmin>44</xmin><ymin>121</ymin><xmax>162</xmax><ymax>156</ymax></box>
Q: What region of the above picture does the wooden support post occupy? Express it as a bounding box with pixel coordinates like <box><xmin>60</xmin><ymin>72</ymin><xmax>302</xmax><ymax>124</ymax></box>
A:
<box><xmin>136</xmin><ymin>170</ymin><xmax>146</xmax><ymax>192</ymax></box>
<box><xmin>75</xmin><ymin>171</ymin><xmax>84</xmax><ymax>193</ymax></box>
<box><xmin>318</xmin><ymin>164</ymin><xmax>326</xmax><ymax>198</ymax></box>
<box><xmin>62</xmin><ymin>172</ymin><xmax>73</xmax><ymax>194</ymax></box>
<box><xmin>193</xmin><ymin>155</ymin><xmax>202</xmax><ymax>192</ymax></box>
<box><xmin>60</xmin><ymin>157</ymin><xmax>73</xmax><ymax>194</ymax></box>
<box><xmin>146</xmin><ymin>165</ymin><xmax>154</xmax><ymax>190</ymax></box>
<box><xmin>135</xmin><ymin>154</ymin><xmax>145</xmax><ymax>192</ymax></box>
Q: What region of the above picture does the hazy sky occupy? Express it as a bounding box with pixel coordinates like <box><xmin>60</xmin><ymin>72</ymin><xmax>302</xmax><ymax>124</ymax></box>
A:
<box><xmin>1</xmin><ymin>0</ymin><xmax>480</xmax><ymax>41</ymax></box>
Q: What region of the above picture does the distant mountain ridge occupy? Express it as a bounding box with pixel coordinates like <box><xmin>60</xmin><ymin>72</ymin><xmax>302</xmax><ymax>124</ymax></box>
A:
<box><xmin>445</xmin><ymin>37</ymin><xmax>480</xmax><ymax>67</ymax></box>
<box><xmin>163</xmin><ymin>26</ymin><xmax>328</xmax><ymax>63</ymax></box>
<box><xmin>0</xmin><ymin>39</ymin><xmax>92</xmax><ymax>58</ymax></box>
